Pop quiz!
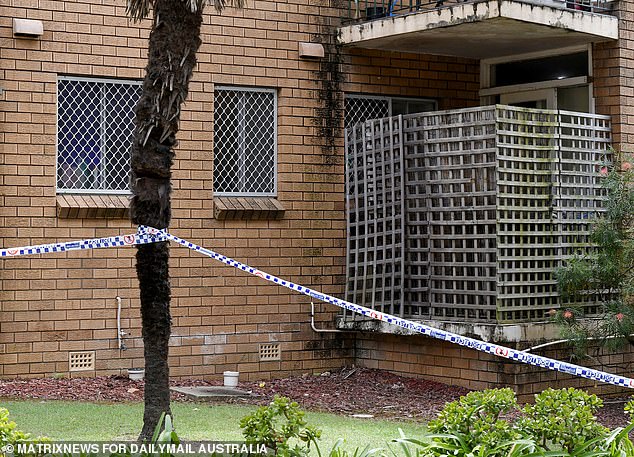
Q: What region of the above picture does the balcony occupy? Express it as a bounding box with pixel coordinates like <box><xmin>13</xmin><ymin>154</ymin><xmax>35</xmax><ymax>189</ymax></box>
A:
<box><xmin>343</xmin><ymin>105</ymin><xmax>611</xmax><ymax>328</ymax></box>
<box><xmin>338</xmin><ymin>0</ymin><xmax>618</xmax><ymax>59</ymax></box>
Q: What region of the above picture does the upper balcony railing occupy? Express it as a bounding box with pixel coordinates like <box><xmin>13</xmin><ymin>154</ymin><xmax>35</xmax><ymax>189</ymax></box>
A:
<box><xmin>343</xmin><ymin>0</ymin><xmax>616</xmax><ymax>24</ymax></box>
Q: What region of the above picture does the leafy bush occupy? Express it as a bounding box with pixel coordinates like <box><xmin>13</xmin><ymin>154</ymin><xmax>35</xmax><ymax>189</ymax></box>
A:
<box><xmin>397</xmin><ymin>388</ymin><xmax>634</xmax><ymax>457</ymax></box>
<box><xmin>0</xmin><ymin>407</ymin><xmax>50</xmax><ymax>457</ymax></box>
<box><xmin>397</xmin><ymin>389</ymin><xmax>527</xmax><ymax>457</ymax></box>
<box><xmin>517</xmin><ymin>388</ymin><xmax>608</xmax><ymax>453</ymax></box>
<box><xmin>424</xmin><ymin>388</ymin><xmax>521</xmax><ymax>456</ymax></box>
<box><xmin>239</xmin><ymin>395</ymin><xmax>321</xmax><ymax>457</ymax></box>
<box><xmin>554</xmin><ymin>153</ymin><xmax>634</xmax><ymax>355</ymax></box>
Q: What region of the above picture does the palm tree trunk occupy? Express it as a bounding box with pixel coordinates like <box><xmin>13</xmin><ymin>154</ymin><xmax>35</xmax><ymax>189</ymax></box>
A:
<box><xmin>130</xmin><ymin>0</ymin><xmax>203</xmax><ymax>441</ymax></box>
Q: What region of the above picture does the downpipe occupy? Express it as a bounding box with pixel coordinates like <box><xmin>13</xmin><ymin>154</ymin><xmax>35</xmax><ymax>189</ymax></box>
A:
<box><xmin>116</xmin><ymin>296</ymin><xmax>128</xmax><ymax>350</ymax></box>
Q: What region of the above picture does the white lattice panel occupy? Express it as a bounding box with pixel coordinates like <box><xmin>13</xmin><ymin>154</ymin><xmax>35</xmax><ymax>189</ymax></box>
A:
<box><xmin>345</xmin><ymin>105</ymin><xmax>611</xmax><ymax>324</ymax></box>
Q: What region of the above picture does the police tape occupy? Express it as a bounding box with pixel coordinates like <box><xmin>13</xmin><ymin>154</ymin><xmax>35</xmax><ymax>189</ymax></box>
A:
<box><xmin>0</xmin><ymin>226</ymin><xmax>167</xmax><ymax>258</ymax></box>
<box><xmin>1</xmin><ymin>225</ymin><xmax>633</xmax><ymax>389</ymax></box>
<box><xmin>159</xmin><ymin>228</ymin><xmax>634</xmax><ymax>390</ymax></box>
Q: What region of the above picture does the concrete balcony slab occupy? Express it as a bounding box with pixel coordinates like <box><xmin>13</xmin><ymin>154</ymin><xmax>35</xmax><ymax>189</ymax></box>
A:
<box><xmin>338</xmin><ymin>0</ymin><xmax>618</xmax><ymax>59</ymax></box>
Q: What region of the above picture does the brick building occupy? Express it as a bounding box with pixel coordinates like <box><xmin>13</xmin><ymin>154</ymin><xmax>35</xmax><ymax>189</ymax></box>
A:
<box><xmin>0</xmin><ymin>0</ymin><xmax>630</xmax><ymax>396</ymax></box>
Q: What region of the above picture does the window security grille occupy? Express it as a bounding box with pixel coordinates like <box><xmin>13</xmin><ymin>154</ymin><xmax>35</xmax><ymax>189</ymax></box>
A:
<box><xmin>344</xmin><ymin>95</ymin><xmax>390</xmax><ymax>129</ymax></box>
<box><xmin>57</xmin><ymin>77</ymin><xmax>142</xmax><ymax>193</ymax></box>
<box><xmin>344</xmin><ymin>95</ymin><xmax>436</xmax><ymax>129</ymax></box>
<box><xmin>214</xmin><ymin>87</ymin><xmax>277</xmax><ymax>196</ymax></box>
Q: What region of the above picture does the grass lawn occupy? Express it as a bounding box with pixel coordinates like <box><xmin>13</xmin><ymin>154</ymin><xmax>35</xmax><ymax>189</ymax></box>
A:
<box><xmin>3</xmin><ymin>401</ymin><xmax>425</xmax><ymax>453</ymax></box>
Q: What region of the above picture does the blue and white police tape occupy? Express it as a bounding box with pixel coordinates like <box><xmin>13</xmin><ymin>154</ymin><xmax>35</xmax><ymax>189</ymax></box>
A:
<box><xmin>157</xmin><ymin>227</ymin><xmax>634</xmax><ymax>390</ymax></box>
<box><xmin>2</xmin><ymin>225</ymin><xmax>633</xmax><ymax>389</ymax></box>
<box><xmin>0</xmin><ymin>226</ymin><xmax>167</xmax><ymax>258</ymax></box>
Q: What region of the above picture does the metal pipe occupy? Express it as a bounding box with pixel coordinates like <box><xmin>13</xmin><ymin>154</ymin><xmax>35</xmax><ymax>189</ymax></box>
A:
<box><xmin>524</xmin><ymin>333</ymin><xmax>634</xmax><ymax>353</ymax></box>
<box><xmin>116</xmin><ymin>296</ymin><xmax>127</xmax><ymax>350</ymax></box>
<box><xmin>310</xmin><ymin>302</ymin><xmax>353</xmax><ymax>333</ymax></box>
<box><xmin>523</xmin><ymin>338</ymin><xmax>570</xmax><ymax>352</ymax></box>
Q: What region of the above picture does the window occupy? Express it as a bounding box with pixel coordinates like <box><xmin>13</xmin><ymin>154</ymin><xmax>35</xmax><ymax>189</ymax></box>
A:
<box><xmin>344</xmin><ymin>94</ymin><xmax>437</xmax><ymax>129</ymax></box>
<box><xmin>492</xmin><ymin>52</ymin><xmax>588</xmax><ymax>87</ymax></box>
<box><xmin>213</xmin><ymin>87</ymin><xmax>277</xmax><ymax>196</ymax></box>
<box><xmin>57</xmin><ymin>76</ymin><xmax>142</xmax><ymax>193</ymax></box>
<box><xmin>480</xmin><ymin>47</ymin><xmax>593</xmax><ymax>113</ymax></box>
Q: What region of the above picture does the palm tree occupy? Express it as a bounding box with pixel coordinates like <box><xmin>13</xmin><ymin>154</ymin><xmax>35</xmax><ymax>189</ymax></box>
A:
<box><xmin>126</xmin><ymin>0</ymin><xmax>243</xmax><ymax>440</ymax></box>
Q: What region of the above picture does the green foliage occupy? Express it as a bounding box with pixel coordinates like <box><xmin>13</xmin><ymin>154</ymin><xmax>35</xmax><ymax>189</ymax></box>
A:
<box><xmin>238</xmin><ymin>396</ymin><xmax>384</xmax><ymax>457</ymax></box>
<box><xmin>517</xmin><ymin>388</ymin><xmax>608</xmax><ymax>453</ymax></box>
<box><xmin>425</xmin><ymin>388</ymin><xmax>520</xmax><ymax>456</ymax></box>
<box><xmin>0</xmin><ymin>407</ymin><xmax>50</xmax><ymax>457</ymax></box>
<box><xmin>3</xmin><ymin>390</ymin><xmax>634</xmax><ymax>457</ymax></box>
<box><xmin>554</xmin><ymin>153</ymin><xmax>634</xmax><ymax>354</ymax></box>
<box><xmin>149</xmin><ymin>413</ymin><xmax>179</xmax><ymax>457</ymax></box>
<box><xmin>239</xmin><ymin>395</ymin><xmax>321</xmax><ymax>457</ymax></box>
<box><xmin>396</xmin><ymin>388</ymin><xmax>634</xmax><ymax>457</ymax></box>
<box><xmin>325</xmin><ymin>439</ymin><xmax>383</xmax><ymax>457</ymax></box>
<box><xmin>103</xmin><ymin>413</ymin><xmax>182</xmax><ymax>457</ymax></box>
<box><xmin>397</xmin><ymin>388</ymin><xmax>525</xmax><ymax>457</ymax></box>
<box><xmin>625</xmin><ymin>399</ymin><xmax>634</xmax><ymax>422</ymax></box>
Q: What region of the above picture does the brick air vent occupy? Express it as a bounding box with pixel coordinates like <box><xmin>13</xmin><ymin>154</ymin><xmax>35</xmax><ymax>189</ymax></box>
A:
<box><xmin>259</xmin><ymin>343</ymin><xmax>281</xmax><ymax>361</ymax></box>
<box><xmin>69</xmin><ymin>351</ymin><xmax>95</xmax><ymax>371</ymax></box>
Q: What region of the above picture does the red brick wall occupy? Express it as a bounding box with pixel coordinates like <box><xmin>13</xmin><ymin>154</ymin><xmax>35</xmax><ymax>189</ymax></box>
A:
<box><xmin>0</xmin><ymin>0</ymin><xmax>479</xmax><ymax>379</ymax></box>
<box><xmin>355</xmin><ymin>333</ymin><xmax>633</xmax><ymax>400</ymax></box>
<box><xmin>593</xmin><ymin>0</ymin><xmax>634</xmax><ymax>153</ymax></box>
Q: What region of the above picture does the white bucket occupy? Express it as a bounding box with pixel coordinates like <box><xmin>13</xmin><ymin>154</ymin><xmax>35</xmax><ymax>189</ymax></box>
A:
<box><xmin>128</xmin><ymin>368</ymin><xmax>145</xmax><ymax>381</ymax></box>
<box><xmin>223</xmin><ymin>370</ymin><xmax>239</xmax><ymax>387</ymax></box>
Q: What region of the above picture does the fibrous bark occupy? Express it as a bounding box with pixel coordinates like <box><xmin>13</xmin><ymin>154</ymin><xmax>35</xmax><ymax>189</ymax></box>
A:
<box><xmin>130</xmin><ymin>0</ymin><xmax>203</xmax><ymax>441</ymax></box>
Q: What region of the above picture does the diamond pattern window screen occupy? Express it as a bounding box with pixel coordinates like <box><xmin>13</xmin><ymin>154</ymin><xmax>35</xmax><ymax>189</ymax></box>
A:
<box><xmin>57</xmin><ymin>77</ymin><xmax>142</xmax><ymax>193</ymax></box>
<box><xmin>344</xmin><ymin>94</ymin><xmax>436</xmax><ymax>129</ymax></box>
<box><xmin>345</xmin><ymin>95</ymin><xmax>390</xmax><ymax>129</ymax></box>
<box><xmin>214</xmin><ymin>87</ymin><xmax>277</xmax><ymax>196</ymax></box>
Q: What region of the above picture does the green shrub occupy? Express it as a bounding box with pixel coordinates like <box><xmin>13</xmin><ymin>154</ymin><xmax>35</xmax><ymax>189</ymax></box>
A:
<box><xmin>397</xmin><ymin>388</ymin><xmax>634</xmax><ymax>457</ymax></box>
<box><xmin>554</xmin><ymin>154</ymin><xmax>634</xmax><ymax>356</ymax></box>
<box><xmin>517</xmin><ymin>388</ymin><xmax>608</xmax><ymax>453</ymax></box>
<box><xmin>239</xmin><ymin>395</ymin><xmax>321</xmax><ymax>457</ymax></box>
<box><xmin>402</xmin><ymin>388</ymin><xmax>525</xmax><ymax>457</ymax></box>
<box><xmin>429</xmin><ymin>388</ymin><xmax>521</xmax><ymax>454</ymax></box>
<box><xmin>0</xmin><ymin>407</ymin><xmax>50</xmax><ymax>457</ymax></box>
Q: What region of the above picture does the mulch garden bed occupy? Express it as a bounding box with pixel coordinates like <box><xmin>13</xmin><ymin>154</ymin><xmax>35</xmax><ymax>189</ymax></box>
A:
<box><xmin>0</xmin><ymin>367</ymin><xmax>630</xmax><ymax>428</ymax></box>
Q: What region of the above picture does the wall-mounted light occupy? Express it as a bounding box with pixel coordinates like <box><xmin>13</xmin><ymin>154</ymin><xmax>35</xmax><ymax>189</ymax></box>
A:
<box><xmin>13</xmin><ymin>18</ymin><xmax>44</xmax><ymax>38</ymax></box>
<box><xmin>299</xmin><ymin>42</ymin><xmax>325</xmax><ymax>59</ymax></box>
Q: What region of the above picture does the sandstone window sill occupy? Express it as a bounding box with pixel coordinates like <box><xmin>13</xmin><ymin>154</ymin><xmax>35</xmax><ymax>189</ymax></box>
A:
<box><xmin>214</xmin><ymin>196</ymin><xmax>285</xmax><ymax>220</ymax></box>
<box><xmin>57</xmin><ymin>194</ymin><xmax>130</xmax><ymax>219</ymax></box>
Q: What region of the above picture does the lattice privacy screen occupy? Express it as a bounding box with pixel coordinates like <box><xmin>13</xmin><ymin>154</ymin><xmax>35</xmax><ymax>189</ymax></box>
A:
<box><xmin>57</xmin><ymin>77</ymin><xmax>141</xmax><ymax>193</ymax></box>
<box><xmin>213</xmin><ymin>87</ymin><xmax>276</xmax><ymax>196</ymax></box>
<box><xmin>345</xmin><ymin>105</ymin><xmax>611</xmax><ymax>324</ymax></box>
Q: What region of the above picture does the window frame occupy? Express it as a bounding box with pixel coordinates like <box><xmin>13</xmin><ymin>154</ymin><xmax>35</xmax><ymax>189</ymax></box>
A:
<box><xmin>56</xmin><ymin>75</ymin><xmax>142</xmax><ymax>195</ymax></box>
<box><xmin>479</xmin><ymin>45</ymin><xmax>595</xmax><ymax>113</ymax></box>
<box><xmin>213</xmin><ymin>85</ymin><xmax>278</xmax><ymax>198</ymax></box>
